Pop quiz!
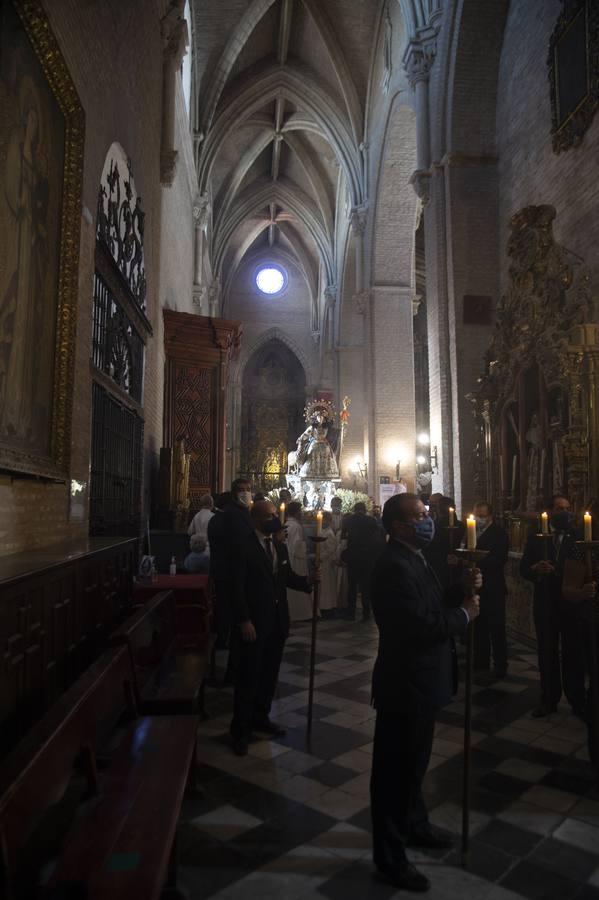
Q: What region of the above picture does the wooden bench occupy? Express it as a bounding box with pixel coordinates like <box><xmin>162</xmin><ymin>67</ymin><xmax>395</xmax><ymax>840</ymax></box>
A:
<box><xmin>111</xmin><ymin>590</ymin><xmax>214</xmax><ymax>716</ymax></box>
<box><xmin>0</xmin><ymin>644</ymin><xmax>197</xmax><ymax>899</ymax></box>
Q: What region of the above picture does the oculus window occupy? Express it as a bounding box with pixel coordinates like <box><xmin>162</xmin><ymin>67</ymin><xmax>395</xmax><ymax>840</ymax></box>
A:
<box><xmin>255</xmin><ymin>265</ymin><xmax>287</xmax><ymax>296</ymax></box>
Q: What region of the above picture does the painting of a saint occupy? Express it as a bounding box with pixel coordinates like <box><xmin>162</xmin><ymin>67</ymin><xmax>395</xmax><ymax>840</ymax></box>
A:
<box><xmin>0</xmin><ymin>0</ymin><xmax>66</xmax><ymax>459</ymax></box>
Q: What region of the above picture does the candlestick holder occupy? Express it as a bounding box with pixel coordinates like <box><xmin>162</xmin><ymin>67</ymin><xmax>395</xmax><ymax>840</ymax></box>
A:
<box><xmin>455</xmin><ymin>547</ymin><xmax>489</xmax><ymax>869</ymax></box>
<box><xmin>305</xmin><ymin>535</ymin><xmax>327</xmax><ymax>740</ymax></box>
<box><xmin>576</xmin><ymin>539</ymin><xmax>599</xmax><ymax>790</ymax></box>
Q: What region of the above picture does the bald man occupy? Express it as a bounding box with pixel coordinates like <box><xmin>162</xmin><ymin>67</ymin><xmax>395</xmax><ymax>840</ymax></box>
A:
<box><xmin>230</xmin><ymin>500</ymin><xmax>314</xmax><ymax>755</ymax></box>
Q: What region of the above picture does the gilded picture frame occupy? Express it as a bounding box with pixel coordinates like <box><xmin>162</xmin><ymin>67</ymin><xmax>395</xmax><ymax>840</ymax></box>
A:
<box><xmin>548</xmin><ymin>0</ymin><xmax>599</xmax><ymax>153</ymax></box>
<box><xmin>0</xmin><ymin>0</ymin><xmax>84</xmax><ymax>479</ymax></box>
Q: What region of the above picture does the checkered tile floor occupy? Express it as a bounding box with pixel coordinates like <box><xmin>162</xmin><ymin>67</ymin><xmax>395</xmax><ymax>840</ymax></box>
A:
<box><xmin>179</xmin><ymin>621</ymin><xmax>599</xmax><ymax>900</ymax></box>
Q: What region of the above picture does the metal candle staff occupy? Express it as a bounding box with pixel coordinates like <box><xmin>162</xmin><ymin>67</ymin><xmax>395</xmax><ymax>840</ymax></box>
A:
<box><xmin>455</xmin><ymin>545</ymin><xmax>488</xmax><ymax>869</ymax></box>
<box><xmin>576</xmin><ymin>523</ymin><xmax>599</xmax><ymax>789</ymax></box>
<box><xmin>306</xmin><ymin>513</ymin><xmax>325</xmax><ymax>740</ymax></box>
<box><xmin>535</xmin><ymin>517</ymin><xmax>555</xmax><ymax>718</ymax></box>
<box><xmin>445</xmin><ymin>507</ymin><xmax>461</xmax><ymax>582</ymax></box>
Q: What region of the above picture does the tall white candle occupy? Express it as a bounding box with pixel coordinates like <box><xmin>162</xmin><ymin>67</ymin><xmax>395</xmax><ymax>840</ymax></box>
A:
<box><xmin>541</xmin><ymin>511</ymin><xmax>548</xmax><ymax>535</ymax></box>
<box><xmin>584</xmin><ymin>511</ymin><xmax>592</xmax><ymax>543</ymax></box>
<box><xmin>279</xmin><ymin>502</ymin><xmax>285</xmax><ymax>525</ymax></box>
<box><xmin>466</xmin><ymin>515</ymin><xmax>476</xmax><ymax>551</ymax></box>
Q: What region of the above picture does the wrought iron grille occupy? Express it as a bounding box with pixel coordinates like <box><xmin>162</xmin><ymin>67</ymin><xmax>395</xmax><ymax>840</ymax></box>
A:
<box><xmin>90</xmin><ymin>382</ymin><xmax>144</xmax><ymax>536</ymax></box>
<box><xmin>92</xmin><ymin>273</ymin><xmax>144</xmax><ymax>402</ymax></box>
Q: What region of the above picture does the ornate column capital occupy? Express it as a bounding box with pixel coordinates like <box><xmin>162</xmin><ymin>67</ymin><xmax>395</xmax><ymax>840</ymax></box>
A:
<box><xmin>353</xmin><ymin>289</ymin><xmax>371</xmax><ymax>315</ymax></box>
<box><xmin>412</xmin><ymin>294</ymin><xmax>423</xmax><ymax>316</ymax></box>
<box><xmin>402</xmin><ymin>23</ymin><xmax>439</xmax><ymax>87</ymax></box>
<box><xmin>161</xmin><ymin>0</ymin><xmax>188</xmax><ymax>66</ymax></box>
<box><xmin>349</xmin><ymin>204</ymin><xmax>369</xmax><ymax>237</ymax></box>
<box><xmin>409</xmin><ymin>170</ymin><xmax>431</xmax><ymax>205</ymax></box>
<box><xmin>193</xmin><ymin>192</ymin><xmax>211</xmax><ymax>229</ymax></box>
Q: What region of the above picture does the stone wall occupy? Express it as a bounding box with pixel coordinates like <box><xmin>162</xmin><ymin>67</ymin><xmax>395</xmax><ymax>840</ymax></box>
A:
<box><xmin>496</xmin><ymin>0</ymin><xmax>599</xmax><ymax>297</ymax></box>
<box><xmin>0</xmin><ymin>0</ymin><xmax>196</xmax><ymax>556</ymax></box>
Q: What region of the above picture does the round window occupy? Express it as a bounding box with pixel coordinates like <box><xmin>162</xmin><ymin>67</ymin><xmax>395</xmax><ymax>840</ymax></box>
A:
<box><xmin>255</xmin><ymin>265</ymin><xmax>287</xmax><ymax>296</ymax></box>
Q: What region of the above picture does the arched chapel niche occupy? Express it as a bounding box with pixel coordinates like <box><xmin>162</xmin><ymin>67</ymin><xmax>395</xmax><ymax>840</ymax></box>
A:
<box><xmin>240</xmin><ymin>339</ymin><xmax>306</xmax><ymax>488</ymax></box>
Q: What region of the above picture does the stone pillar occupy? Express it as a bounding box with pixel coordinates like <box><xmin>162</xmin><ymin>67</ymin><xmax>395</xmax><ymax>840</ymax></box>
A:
<box><xmin>160</xmin><ymin>0</ymin><xmax>188</xmax><ymax>187</ymax></box>
<box><xmin>370</xmin><ymin>286</ymin><xmax>417</xmax><ymax>492</ymax></box>
<box><xmin>192</xmin><ymin>192</ymin><xmax>210</xmax><ymax>312</ymax></box>
<box><xmin>350</xmin><ymin>205</ymin><xmax>373</xmax><ymax>492</ymax></box>
<box><xmin>403</xmin><ymin>24</ymin><xmax>438</xmax><ymax>207</ymax></box>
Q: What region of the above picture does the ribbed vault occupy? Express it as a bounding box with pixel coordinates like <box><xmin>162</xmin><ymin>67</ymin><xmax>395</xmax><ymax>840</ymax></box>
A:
<box><xmin>191</xmin><ymin>0</ymin><xmax>379</xmax><ymax>316</ymax></box>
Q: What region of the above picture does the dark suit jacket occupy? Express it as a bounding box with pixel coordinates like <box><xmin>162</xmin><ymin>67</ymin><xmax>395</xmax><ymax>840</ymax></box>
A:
<box><xmin>343</xmin><ymin>513</ymin><xmax>386</xmax><ymax>568</ymax></box>
<box><xmin>476</xmin><ymin>521</ymin><xmax>509</xmax><ymax>604</ymax></box>
<box><xmin>232</xmin><ymin>532</ymin><xmax>312</xmax><ymax>638</ymax></box>
<box><xmin>520</xmin><ymin>528</ymin><xmax>577</xmax><ymax>604</ymax></box>
<box><xmin>424</xmin><ymin>518</ymin><xmax>465</xmax><ymax>589</ymax></box>
<box><xmin>372</xmin><ymin>540</ymin><xmax>468</xmax><ymax>713</ymax></box>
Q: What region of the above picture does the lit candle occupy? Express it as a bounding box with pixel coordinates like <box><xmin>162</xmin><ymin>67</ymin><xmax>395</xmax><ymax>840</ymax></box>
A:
<box><xmin>279</xmin><ymin>502</ymin><xmax>285</xmax><ymax>525</ymax></box>
<box><xmin>315</xmin><ymin>511</ymin><xmax>323</xmax><ymax>565</ymax></box>
<box><xmin>584</xmin><ymin>511</ymin><xmax>592</xmax><ymax>543</ymax></box>
<box><xmin>448</xmin><ymin>507</ymin><xmax>455</xmax><ymax>527</ymax></box>
<box><xmin>541</xmin><ymin>511</ymin><xmax>548</xmax><ymax>535</ymax></box>
<box><xmin>467</xmin><ymin>514</ymin><xmax>476</xmax><ymax>551</ymax></box>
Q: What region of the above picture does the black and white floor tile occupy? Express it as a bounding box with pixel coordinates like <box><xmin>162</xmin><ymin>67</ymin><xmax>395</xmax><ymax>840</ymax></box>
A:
<box><xmin>179</xmin><ymin>621</ymin><xmax>599</xmax><ymax>900</ymax></box>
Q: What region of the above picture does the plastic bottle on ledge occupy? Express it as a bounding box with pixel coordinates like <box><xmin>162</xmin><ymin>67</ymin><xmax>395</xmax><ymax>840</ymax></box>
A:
<box><xmin>169</xmin><ymin>555</ymin><xmax>177</xmax><ymax>576</ymax></box>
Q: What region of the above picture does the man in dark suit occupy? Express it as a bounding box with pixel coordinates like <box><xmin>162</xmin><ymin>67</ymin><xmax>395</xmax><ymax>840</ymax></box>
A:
<box><xmin>230</xmin><ymin>499</ymin><xmax>314</xmax><ymax>755</ymax></box>
<box><xmin>424</xmin><ymin>495</ymin><xmax>465</xmax><ymax>589</ymax></box>
<box><xmin>343</xmin><ymin>502</ymin><xmax>386</xmax><ymax>621</ymax></box>
<box><xmin>371</xmin><ymin>493</ymin><xmax>480</xmax><ymax>893</ymax></box>
<box><xmin>520</xmin><ymin>494</ymin><xmax>585</xmax><ymax>718</ymax></box>
<box><xmin>471</xmin><ymin>501</ymin><xmax>510</xmax><ymax>677</ymax></box>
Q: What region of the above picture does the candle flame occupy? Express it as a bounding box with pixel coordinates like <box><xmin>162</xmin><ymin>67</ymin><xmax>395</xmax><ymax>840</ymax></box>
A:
<box><xmin>467</xmin><ymin>514</ymin><xmax>475</xmax><ymax>521</ymax></box>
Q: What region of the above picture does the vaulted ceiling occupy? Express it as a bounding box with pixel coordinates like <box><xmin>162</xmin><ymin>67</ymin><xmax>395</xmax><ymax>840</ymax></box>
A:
<box><xmin>192</xmin><ymin>0</ymin><xmax>381</xmax><ymax>304</ymax></box>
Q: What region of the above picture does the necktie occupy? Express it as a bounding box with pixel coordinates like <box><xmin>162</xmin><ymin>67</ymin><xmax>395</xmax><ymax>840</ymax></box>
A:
<box><xmin>264</xmin><ymin>537</ymin><xmax>274</xmax><ymax>568</ymax></box>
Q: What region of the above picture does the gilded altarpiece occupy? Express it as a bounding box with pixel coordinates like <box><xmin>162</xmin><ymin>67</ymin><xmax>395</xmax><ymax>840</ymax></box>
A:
<box><xmin>469</xmin><ymin>205</ymin><xmax>598</xmax><ymax>642</ymax></box>
<box><xmin>240</xmin><ymin>340</ymin><xmax>306</xmax><ymax>488</ymax></box>
<box><xmin>163</xmin><ymin>311</ymin><xmax>241</xmax><ymax>513</ymax></box>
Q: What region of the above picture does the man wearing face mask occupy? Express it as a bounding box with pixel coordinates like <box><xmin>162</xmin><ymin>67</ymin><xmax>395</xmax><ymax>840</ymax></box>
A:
<box><xmin>230</xmin><ymin>499</ymin><xmax>314</xmax><ymax>756</ymax></box>
<box><xmin>370</xmin><ymin>494</ymin><xmax>480</xmax><ymax>893</ymax></box>
<box><xmin>471</xmin><ymin>501</ymin><xmax>509</xmax><ymax>678</ymax></box>
<box><xmin>520</xmin><ymin>494</ymin><xmax>585</xmax><ymax>718</ymax></box>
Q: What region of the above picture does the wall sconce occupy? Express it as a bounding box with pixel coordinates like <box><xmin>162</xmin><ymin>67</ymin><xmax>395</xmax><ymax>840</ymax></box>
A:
<box><xmin>350</xmin><ymin>457</ymin><xmax>368</xmax><ymax>481</ymax></box>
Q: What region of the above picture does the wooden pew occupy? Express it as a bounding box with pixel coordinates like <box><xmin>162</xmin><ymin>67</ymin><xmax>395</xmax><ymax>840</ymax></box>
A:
<box><xmin>111</xmin><ymin>590</ymin><xmax>214</xmax><ymax>716</ymax></box>
<box><xmin>0</xmin><ymin>644</ymin><xmax>197</xmax><ymax>899</ymax></box>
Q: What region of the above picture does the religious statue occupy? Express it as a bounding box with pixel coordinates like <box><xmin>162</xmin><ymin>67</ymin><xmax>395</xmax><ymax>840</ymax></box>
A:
<box><xmin>295</xmin><ymin>399</ymin><xmax>339</xmax><ymax>479</ymax></box>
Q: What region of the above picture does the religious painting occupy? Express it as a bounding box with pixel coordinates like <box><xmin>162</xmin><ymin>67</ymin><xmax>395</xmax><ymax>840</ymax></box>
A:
<box><xmin>0</xmin><ymin>0</ymin><xmax>84</xmax><ymax>478</ymax></box>
<box><xmin>548</xmin><ymin>0</ymin><xmax>599</xmax><ymax>153</ymax></box>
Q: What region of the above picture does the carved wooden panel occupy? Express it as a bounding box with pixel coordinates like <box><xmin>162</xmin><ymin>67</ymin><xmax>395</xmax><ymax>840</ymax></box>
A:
<box><xmin>173</xmin><ymin>363</ymin><xmax>214</xmax><ymax>498</ymax></box>
<box><xmin>0</xmin><ymin>539</ymin><xmax>137</xmax><ymax>757</ymax></box>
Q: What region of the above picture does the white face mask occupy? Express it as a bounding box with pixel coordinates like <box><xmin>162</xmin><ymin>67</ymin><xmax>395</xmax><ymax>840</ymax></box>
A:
<box><xmin>237</xmin><ymin>491</ymin><xmax>252</xmax><ymax>508</ymax></box>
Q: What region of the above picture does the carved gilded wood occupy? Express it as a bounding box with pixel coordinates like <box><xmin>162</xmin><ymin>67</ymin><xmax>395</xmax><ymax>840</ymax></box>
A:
<box><xmin>0</xmin><ymin>0</ymin><xmax>84</xmax><ymax>479</ymax></box>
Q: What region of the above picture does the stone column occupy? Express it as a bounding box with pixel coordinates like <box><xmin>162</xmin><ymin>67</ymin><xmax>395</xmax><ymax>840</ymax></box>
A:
<box><xmin>403</xmin><ymin>24</ymin><xmax>438</xmax><ymax>207</ymax></box>
<box><xmin>160</xmin><ymin>0</ymin><xmax>188</xmax><ymax>187</ymax></box>
<box><xmin>350</xmin><ymin>205</ymin><xmax>373</xmax><ymax>492</ymax></box>
<box><xmin>192</xmin><ymin>192</ymin><xmax>210</xmax><ymax>312</ymax></box>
